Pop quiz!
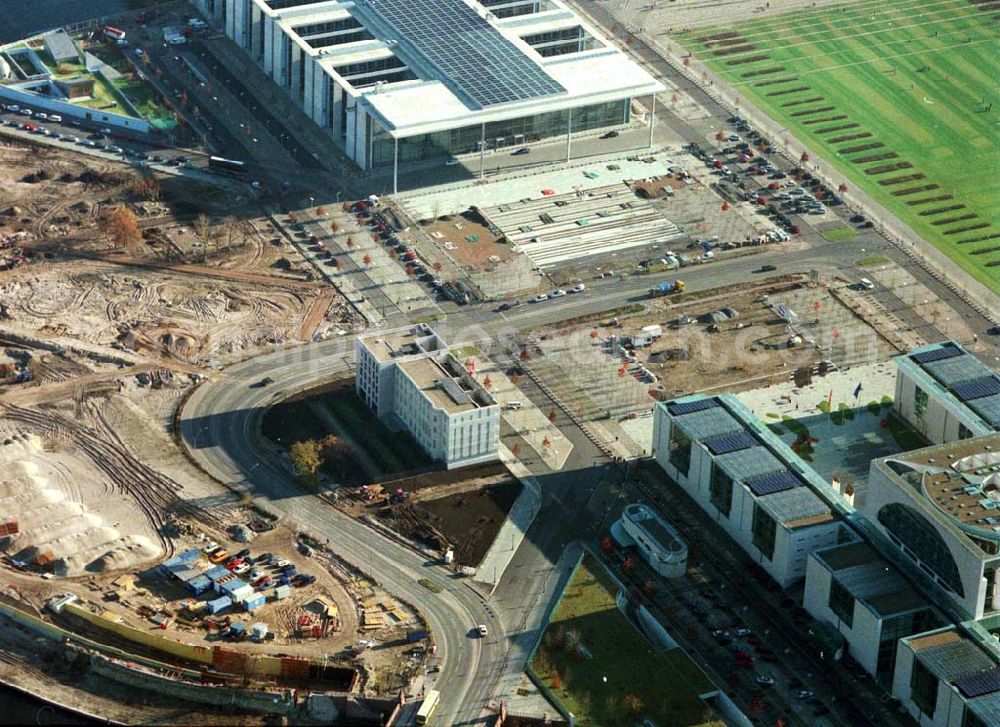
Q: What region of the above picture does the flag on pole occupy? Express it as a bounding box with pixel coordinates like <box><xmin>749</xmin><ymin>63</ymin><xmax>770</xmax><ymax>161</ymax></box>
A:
<box><xmin>853</xmin><ymin>382</ymin><xmax>863</xmax><ymax>399</ymax></box>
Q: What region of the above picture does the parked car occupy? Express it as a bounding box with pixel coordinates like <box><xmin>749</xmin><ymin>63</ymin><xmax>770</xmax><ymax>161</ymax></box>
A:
<box><xmin>549</xmin><ymin>289</ymin><xmax>566</xmax><ymax>298</ymax></box>
<box><xmin>202</xmin><ymin>541</ymin><xmax>219</xmax><ymax>553</ymax></box>
<box><xmin>35</xmin><ymin>112</ymin><xmax>48</xmax><ymax>121</ymax></box>
<box><xmin>511</xmin><ymin>147</ymin><xmax>529</xmax><ymax>156</ymax></box>
<box><xmin>531</xmin><ymin>294</ymin><xmax>548</xmax><ymax>303</ymax></box>
<box><xmin>236</xmin><ymin>548</ymin><xmax>251</xmax><ymax>559</ymax></box>
<box><xmin>570</xmin><ymin>283</ymin><xmax>586</xmax><ymax>293</ymax></box>
<box><xmin>477</xmin><ymin>624</ymin><xmax>488</xmax><ymax>637</ymax></box>
<box><xmin>600</xmin><ymin>130</ymin><xmax>620</xmax><ymax>139</ymax></box>
<box><xmin>755</xmin><ymin>673</ymin><xmax>775</xmax><ymax>686</ymax></box>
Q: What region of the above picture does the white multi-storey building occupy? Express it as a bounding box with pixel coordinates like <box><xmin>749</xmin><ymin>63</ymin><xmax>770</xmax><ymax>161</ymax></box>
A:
<box><xmin>652</xmin><ymin>394</ymin><xmax>849</xmax><ymax>588</ymax></box>
<box><xmin>355</xmin><ymin>325</ymin><xmax>499</xmax><ymax>469</ymax></box>
<box><xmin>892</xmin><ymin>627</ymin><xmax>1000</xmax><ymax>727</ymax></box>
<box><xmin>804</xmin><ymin>540</ymin><xmax>940</xmax><ymax>680</ymax></box>
<box><xmin>193</xmin><ymin>0</ymin><xmax>663</xmax><ymax>186</ymax></box>
<box><xmin>893</xmin><ymin>341</ymin><xmax>1000</xmax><ymax>445</ymax></box>
<box><xmin>864</xmin><ymin>434</ymin><xmax>1000</xmax><ymax>622</ymax></box>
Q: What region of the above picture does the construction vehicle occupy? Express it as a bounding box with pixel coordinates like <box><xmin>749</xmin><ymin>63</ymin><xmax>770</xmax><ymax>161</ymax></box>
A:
<box><xmin>648</xmin><ymin>280</ymin><xmax>686</xmax><ymax>298</ymax></box>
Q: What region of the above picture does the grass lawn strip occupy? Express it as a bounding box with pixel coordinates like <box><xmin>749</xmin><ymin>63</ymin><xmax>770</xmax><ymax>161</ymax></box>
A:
<box><xmin>530</xmin><ymin>556</ymin><xmax>722</xmax><ymax>727</ymax></box>
<box><xmin>677</xmin><ymin>0</ymin><xmax>999</xmax><ymax>292</ymax></box>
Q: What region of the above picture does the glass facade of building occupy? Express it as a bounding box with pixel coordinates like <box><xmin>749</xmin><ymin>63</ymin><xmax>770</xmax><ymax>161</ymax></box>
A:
<box><xmin>367</xmin><ymin>98</ymin><xmax>629</xmax><ymax>168</ymax></box>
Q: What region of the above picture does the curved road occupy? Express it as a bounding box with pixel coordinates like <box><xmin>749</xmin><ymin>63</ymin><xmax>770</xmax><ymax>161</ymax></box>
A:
<box><xmin>179</xmin><ymin>349</ymin><xmax>503</xmax><ymax>725</ymax></box>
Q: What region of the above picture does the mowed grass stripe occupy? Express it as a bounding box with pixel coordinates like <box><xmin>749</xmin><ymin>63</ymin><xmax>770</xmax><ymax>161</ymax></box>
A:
<box><xmin>679</xmin><ymin>0</ymin><xmax>1000</xmax><ymax>288</ymax></box>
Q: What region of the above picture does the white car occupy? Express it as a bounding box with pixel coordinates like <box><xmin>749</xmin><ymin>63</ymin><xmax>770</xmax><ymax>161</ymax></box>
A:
<box><xmin>35</xmin><ymin>112</ymin><xmax>48</xmax><ymax>121</ymax></box>
<box><xmin>477</xmin><ymin>624</ymin><xmax>488</xmax><ymax>637</ymax></box>
<box><xmin>570</xmin><ymin>283</ymin><xmax>586</xmax><ymax>293</ymax></box>
<box><xmin>6</xmin><ymin>104</ymin><xmax>19</xmax><ymax>113</ymax></box>
<box><xmin>755</xmin><ymin>673</ymin><xmax>775</xmax><ymax>686</ymax></box>
<box><xmin>858</xmin><ymin>278</ymin><xmax>875</xmax><ymax>291</ymax></box>
<box><xmin>67</xmin><ymin>135</ymin><xmax>80</xmax><ymax>143</ymax></box>
<box><xmin>202</xmin><ymin>540</ymin><xmax>219</xmax><ymax>553</ymax></box>
<box><xmin>549</xmin><ymin>289</ymin><xmax>567</xmax><ymax>298</ymax></box>
<box><xmin>48</xmin><ymin>114</ymin><xmax>62</xmax><ymax>123</ymax></box>
<box><xmin>18</xmin><ymin>108</ymin><xmax>32</xmax><ymax>116</ymax></box>
<box><xmin>531</xmin><ymin>294</ymin><xmax>548</xmax><ymax>303</ymax></box>
<box><xmin>108</xmin><ymin>145</ymin><xmax>124</xmax><ymax>154</ymax></box>
<box><xmin>134</xmin><ymin>48</ymin><xmax>145</xmax><ymax>57</ymax></box>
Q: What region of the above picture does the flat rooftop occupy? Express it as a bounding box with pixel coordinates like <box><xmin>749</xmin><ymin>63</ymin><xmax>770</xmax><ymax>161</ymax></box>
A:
<box><xmin>624</xmin><ymin>503</ymin><xmax>686</xmax><ymax>557</ymax></box>
<box><xmin>883</xmin><ymin>433</ymin><xmax>1000</xmax><ymax>538</ymax></box>
<box><xmin>813</xmin><ymin>541</ymin><xmax>929</xmax><ymax>617</ymax></box>
<box><xmin>908</xmin><ymin>628</ymin><xmax>998</xmax><ymax>685</ymax></box>
<box><xmin>360</xmin><ymin>328</ymin><xmax>420</xmax><ymax>363</ymax></box>
<box><xmin>257</xmin><ymin>0</ymin><xmax>663</xmax><ymax>135</ymax></box>
<box><xmin>898</xmin><ymin>341</ymin><xmax>1000</xmax><ymax>432</ymax></box>
<box><xmin>398</xmin><ymin>356</ymin><xmax>476</xmax><ymax>414</ymax></box>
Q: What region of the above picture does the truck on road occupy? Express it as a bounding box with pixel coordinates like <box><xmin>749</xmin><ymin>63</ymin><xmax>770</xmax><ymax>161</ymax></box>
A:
<box><xmin>648</xmin><ymin>280</ymin><xmax>685</xmax><ymax>298</ymax></box>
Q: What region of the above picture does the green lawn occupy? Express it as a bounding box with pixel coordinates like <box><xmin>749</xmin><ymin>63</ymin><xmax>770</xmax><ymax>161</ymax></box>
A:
<box><xmin>819</xmin><ymin>225</ymin><xmax>858</xmax><ymax>242</ymax></box>
<box><xmin>530</xmin><ymin>557</ymin><xmax>723</xmax><ymax>727</ymax></box>
<box><xmin>677</xmin><ymin>0</ymin><xmax>999</xmax><ymax>293</ymax></box>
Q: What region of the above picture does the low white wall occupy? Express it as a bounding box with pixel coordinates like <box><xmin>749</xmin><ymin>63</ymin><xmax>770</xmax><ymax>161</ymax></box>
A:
<box><xmin>0</xmin><ymin>84</ymin><xmax>150</xmax><ymax>133</ymax></box>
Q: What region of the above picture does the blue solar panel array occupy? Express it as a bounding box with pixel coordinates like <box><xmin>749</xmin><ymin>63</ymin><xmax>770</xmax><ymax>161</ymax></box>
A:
<box><xmin>952</xmin><ymin>375</ymin><xmax>1000</xmax><ymax>403</ymax></box>
<box><xmin>704</xmin><ymin>430</ymin><xmax>757</xmax><ymax>456</ymax></box>
<box><xmin>359</xmin><ymin>0</ymin><xmax>565</xmax><ymax>107</ymax></box>
<box><xmin>955</xmin><ymin>667</ymin><xmax>1000</xmax><ymax>699</ymax></box>
<box><xmin>911</xmin><ymin>342</ymin><xmax>962</xmax><ymax>365</ymax></box>
<box><xmin>744</xmin><ymin>471</ymin><xmax>802</xmax><ymax>497</ymax></box>
<box><xmin>667</xmin><ymin>398</ymin><xmax>719</xmax><ymax>416</ymax></box>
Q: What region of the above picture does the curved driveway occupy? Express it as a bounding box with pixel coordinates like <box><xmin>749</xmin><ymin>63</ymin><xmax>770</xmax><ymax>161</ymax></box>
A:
<box><xmin>179</xmin><ymin>347</ymin><xmax>503</xmax><ymax>724</ymax></box>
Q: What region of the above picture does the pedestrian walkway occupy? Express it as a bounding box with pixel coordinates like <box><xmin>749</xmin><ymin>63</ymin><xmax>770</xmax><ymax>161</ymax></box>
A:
<box><xmin>474</xmin><ymin>444</ymin><xmax>542</xmax><ymax>588</ymax></box>
<box><xmin>487</xmin><ymin>543</ymin><xmax>583</xmax><ymax>721</ymax></box>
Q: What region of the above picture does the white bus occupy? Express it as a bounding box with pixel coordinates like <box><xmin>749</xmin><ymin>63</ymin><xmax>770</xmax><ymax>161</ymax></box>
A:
<box><xmin>415</xmin><ymin>690</ymin><xmax>440</xmax><ymax>725</ymax></box>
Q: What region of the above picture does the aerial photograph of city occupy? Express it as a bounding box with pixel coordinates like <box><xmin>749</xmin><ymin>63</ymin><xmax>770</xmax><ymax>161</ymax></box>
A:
<box><xmin>0</xmin><ymin>0</ymin><xmax>996</xmax><ymax>725</ymax></box>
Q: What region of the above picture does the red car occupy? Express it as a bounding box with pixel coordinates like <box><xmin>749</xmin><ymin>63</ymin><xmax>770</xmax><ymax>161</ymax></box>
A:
<box><xmin>225</xmin><ymin>557</ymin><xmax>244</xmax><ymax>570</ymax></box>
<box><xmin>254</xmin><ymin>575</ymin><xmax>272</xmax><ymax>588</ymax></box>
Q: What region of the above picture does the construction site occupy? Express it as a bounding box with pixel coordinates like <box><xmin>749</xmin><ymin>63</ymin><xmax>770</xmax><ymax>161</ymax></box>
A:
<box><xmin>0</xmin><ymin>128</ymin><xmax>444</xmax><ymax>722</ymax></box>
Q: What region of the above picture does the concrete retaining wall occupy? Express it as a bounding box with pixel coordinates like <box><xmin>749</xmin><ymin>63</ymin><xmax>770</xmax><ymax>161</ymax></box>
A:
<box><xmin>0</xmin><ymin>83</ymin><xmax>150</xmax><ymax>134</ymax></box>
<box><xmin>90</xmin><ymin>654</ymin><xmax>297</xmax><ymax>716</ymax></box>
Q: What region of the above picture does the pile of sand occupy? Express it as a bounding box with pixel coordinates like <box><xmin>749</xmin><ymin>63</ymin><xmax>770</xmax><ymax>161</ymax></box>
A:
<box><xmin>0</xmin><ymin>432</ymin><xmax>162</xmax><ymax>575</ymax></box>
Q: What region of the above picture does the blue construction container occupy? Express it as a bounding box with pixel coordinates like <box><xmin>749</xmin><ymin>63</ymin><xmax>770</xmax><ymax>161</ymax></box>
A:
<box><xmin>204</xmin><ymin>565</ymin><xmax>229</xmax><ymax>581</ymax></box>
<box><xmin>242</xmin><ymin>593</ymin><xmax>265</xmax><ymax>612</ymax></box>
<box><xmin>177</xmin><ymin>549</ymin><xmax>201</xmax><ymax>564</ymax></box>
<box><xmin>168</xmin><ymin>564</ymin><xmax>202</xmax><ymax>582</ymax></box>
<box><xmin>205</xmin><ymin>595</ymin><xmax>232</xmax><ymax>615</ymax></box>
<box><xmin>186</xmin><ymin>574</ymin><xmax>212</xmax><ymax>595</ymax></box>
<box><xmin>220</xmin><ymin>578</ymin><xmax>249</xmax><ymax>595</ymax></box>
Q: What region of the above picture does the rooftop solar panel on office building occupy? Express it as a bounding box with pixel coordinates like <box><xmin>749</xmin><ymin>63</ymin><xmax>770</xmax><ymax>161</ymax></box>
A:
<box><xmin>359</xmin><ymin>0</ymin><xmax>565</xmax><ymax>107</ymax></box>
<box><xmin>704</xmin><ymin>431</ymin><xmax>757</xmax><ymax>456</ymax></box>
<box><xmin>955</xmin><ymin>667</ymin><xmax>1000</xmax><ymax>699</ymax></box>
<box><xmin>911</xmin><ymin>342</ymin><xmax>963</xmax><ymax>365</ymax></box>
<box><xmin>952</xmin><ymin>376</ymin><xmax>1000</xmax><ymax>402</ymax></box>
<box><xmin>667</xmin><ymin>398</ymin><xmax>718</xmax><ymax>417</ymax></box>
<box><xmin>968</xmin><ymin>394</ymin><xmax>1000</xmax><ymax>429</ymax></box>
<box><xmin>924</xmin><ymin>355</ymin><xmax>993</xmax><ymax>388</ymax></box>
<box><xmin>745</xmin><ymin>470</ymin><xmax>802</xmax><ymax>497</ymax></box>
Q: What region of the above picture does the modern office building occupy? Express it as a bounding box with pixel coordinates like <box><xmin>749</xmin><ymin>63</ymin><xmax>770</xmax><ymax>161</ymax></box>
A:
<box><xmin>804</xmin><ymin>540</ymin><xmax>940</xmax><ymax>679</ymax></box>
<box><xmin>864</xmin><ymin>434</ymin><xmax>1000</xmax><ymax>622</ymax></box>
<box><xmin>612</xmin><ymin>502</ymin><xmax>688</xmax><ymax>578</ymax></box>
<box><xmin>195</xmin><ymin>0</ymin><xmax>663</xmax><ymax>185</ymax></box>
<box><xmin>892</xmin><ymin>627</ymin><xmax>1000</xmax><ymax>727</ymax></box>
<box><xmin>652</xmin><ymin>394</ymin><xmax>850</xmax><ymax>588</ymax></box>
<box><xmin>893</xmin><ymin>341</ymin><xmax>1000</xmax><ymax>445</ymax></box>
<box><xmin>355</xmin><ymin>324</ymin><xmax>499</xmax><ymax>469</ymax></box>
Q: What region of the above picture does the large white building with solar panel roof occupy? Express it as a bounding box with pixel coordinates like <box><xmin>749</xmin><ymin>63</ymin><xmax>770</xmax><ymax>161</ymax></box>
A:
<box><xmin>892</xmin><ymin>627</ymin><xmax>1000</xmax><ymax>727</ymax></box>
<box><xmin>195</xmin><ymin>0</ymin><xmax>662</xmax><ymax>183</ymax></box>
<box><xmin>893</xmin><ymin>341</ymin><xmax>1000</xmax><ymax>445</ymax></box>
<box><xmin>652</xmin><ymin>394</ymin><xmax>850</xmax><ymax>588</ymax></box>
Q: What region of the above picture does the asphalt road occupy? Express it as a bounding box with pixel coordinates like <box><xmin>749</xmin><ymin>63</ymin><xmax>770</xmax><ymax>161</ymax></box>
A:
<box><xmin>179</xmin><ymin>351</ymin><xmax>503</xmax><ymax>725</ymax></box>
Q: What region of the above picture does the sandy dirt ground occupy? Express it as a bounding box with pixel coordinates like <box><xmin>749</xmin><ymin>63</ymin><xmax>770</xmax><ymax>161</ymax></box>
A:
<box><xmin>0</xmin><ymin>430</ymin><xmax>162</xmax><ymax>576</ymax></box>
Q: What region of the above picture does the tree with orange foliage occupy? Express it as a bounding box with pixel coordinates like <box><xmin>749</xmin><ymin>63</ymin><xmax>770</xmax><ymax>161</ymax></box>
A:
<box><xmin>103</xmin><ymin>206</ymin><xmax>142</xmax><ymax>253</ymax></box>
